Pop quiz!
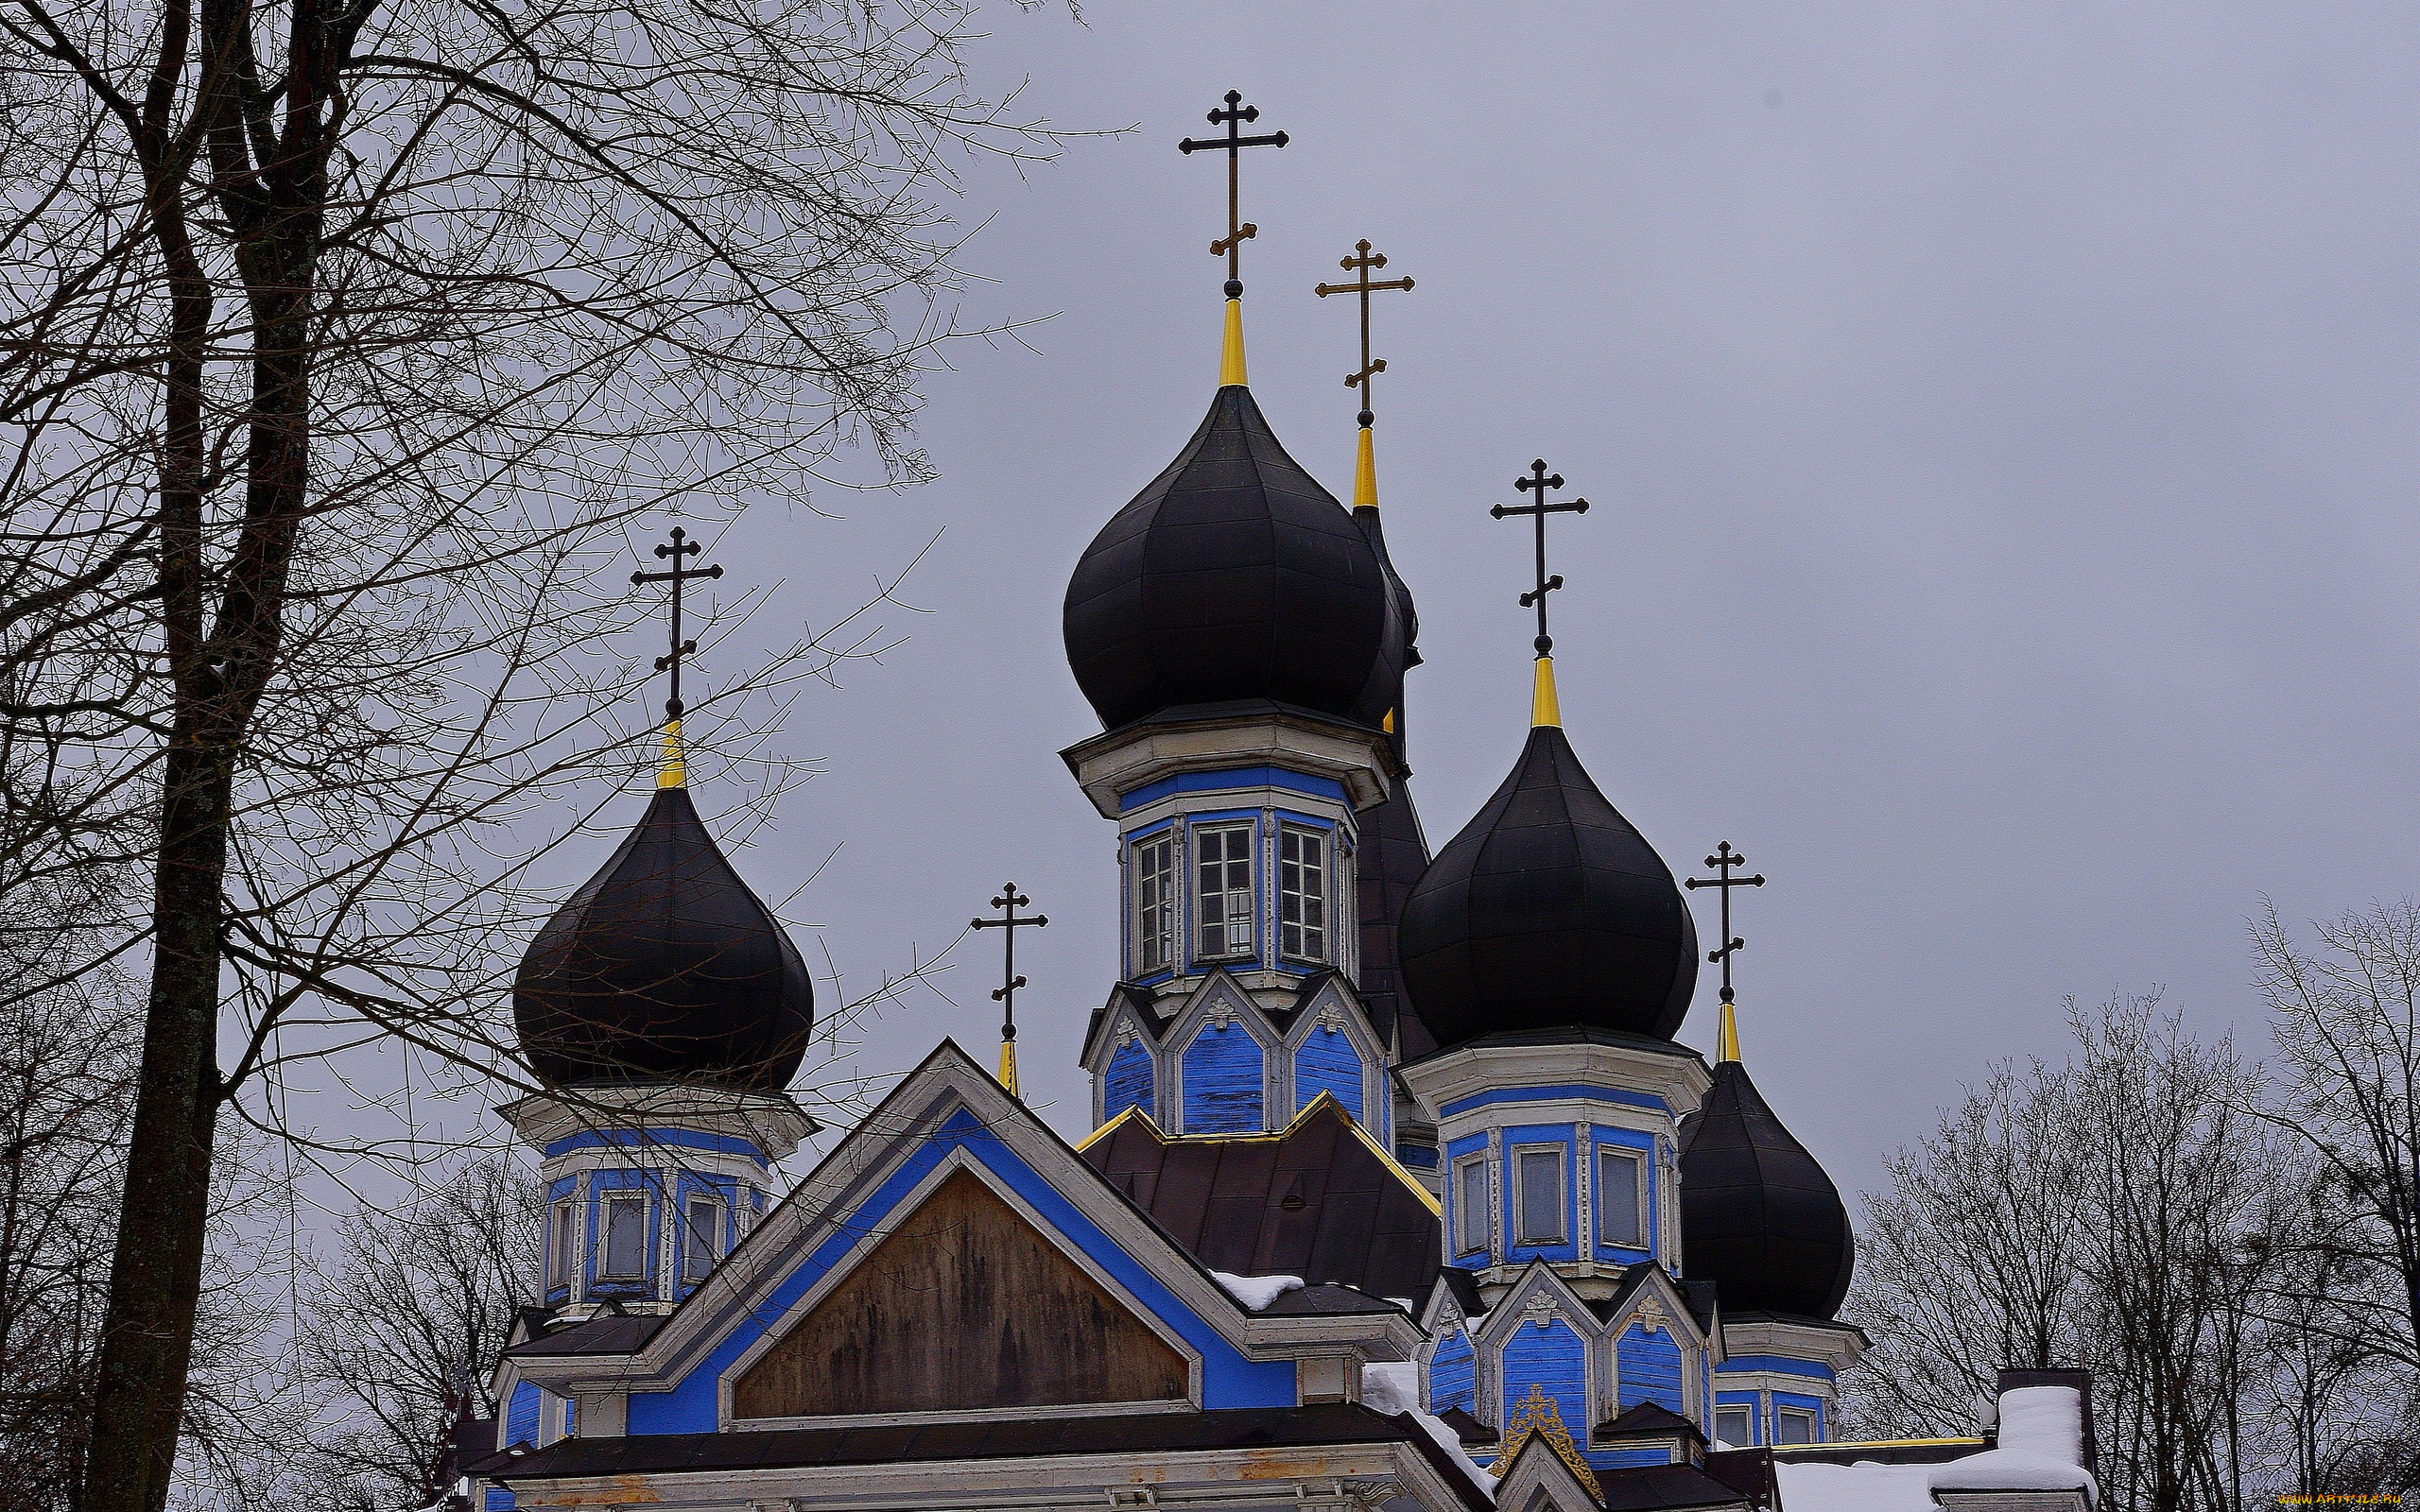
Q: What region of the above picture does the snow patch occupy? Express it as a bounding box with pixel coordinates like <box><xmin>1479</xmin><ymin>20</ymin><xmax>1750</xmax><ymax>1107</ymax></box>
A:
<box><xmin>1362</xmin><ymin>1360</ymin><xmax>1419</xmax><ymax>1415</ymax></box>
<box><xmin>1774</xmin><ymin>1387</ymin><xmax>2096</xmax><ymax>1511</ymax></box>
<box><xmin>1399</xmin><ymin>1406</ymin><xmax>1496</xmax><ymax>1503</ymax></box>
<box><xmin>1772</xmin><ymin>1461</ymin><xmax>1939</xmax><ymax>1512</ymax></box>
<box><xmin>1211</xmin><ymin>1271</ymin><xmax>1304</xmax><ymax>1311</ymax></box>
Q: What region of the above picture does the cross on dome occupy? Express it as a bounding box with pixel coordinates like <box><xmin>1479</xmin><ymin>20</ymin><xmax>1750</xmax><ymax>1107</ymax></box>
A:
<box><xmin>1685</xmin><ymin>842</ymin><xmax>1767</xmax><ymax>1063</ymax></box>
<box><xmin>1178</xmin><ymin>90</ymin><xmax>1288</xmax><ymax>296</ymax></box>
<box><xmin>631</xmin><ymin>524</ymin><xmax>724</xmax><ymax>786</ymax></box>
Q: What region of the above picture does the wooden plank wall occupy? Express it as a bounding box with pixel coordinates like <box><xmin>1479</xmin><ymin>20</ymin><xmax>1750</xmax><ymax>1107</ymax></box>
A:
<box><xmin>732</xmin><ymin>1171</ymin><xmax>1188</xmax><ymax>1418</ymax></box>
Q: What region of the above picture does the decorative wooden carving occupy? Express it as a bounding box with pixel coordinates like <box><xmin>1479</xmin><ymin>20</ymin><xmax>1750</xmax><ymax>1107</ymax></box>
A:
<box><xmin>732</xmin><ymin>1169</ymin><xmax>1187</xmax><ymax>1418</ymax></box>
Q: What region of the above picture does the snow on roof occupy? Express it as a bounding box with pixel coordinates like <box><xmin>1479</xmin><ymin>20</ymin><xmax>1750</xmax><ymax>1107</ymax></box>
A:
<box><xmin>1211</xmin><ymin>1270</ymin><xmax>1304</xmax><ymax>1311</ymax></box>
<box><xmin>1776</xmin><ymin>1385</ymin><xmax>2097</xmax><ymax>1510</ymax></box>
<box><xmin>1363</xmin><ymin>1360</ymin><xmax>1419</xmax><ymax>1415</ymax></box>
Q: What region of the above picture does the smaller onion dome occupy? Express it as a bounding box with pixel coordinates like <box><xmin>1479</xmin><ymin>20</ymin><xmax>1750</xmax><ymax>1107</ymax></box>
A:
<box><xmin>1677</xmin><ymin>1015</ymin><xmax>1856</xmax><ymax>1319</ymax></box>
<box><xmin>514</xmin><ymin>784</ymin><xmax>812</xmax><ymax>1091</ymax></box>
<box><xmin>1397</xmin><ymin>662</ymin><xmax>1700</xmax><ymax>1047</ymax></box>
<box><xmin>1063</xmin><ymin>309</ymin><xmax>1403</xmax><ymax>733</ymax></box>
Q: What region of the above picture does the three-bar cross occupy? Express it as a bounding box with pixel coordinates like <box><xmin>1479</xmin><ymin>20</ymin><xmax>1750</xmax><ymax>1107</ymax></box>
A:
<box><xmin>1179</xmin><ymin>91</ymin><xmax>1288</xmax><ymax>293</ymax></box>
<box><xmin>1489</xmin><ymin>460</ymin><xmax>1591</xmax><ymax>656</ymax></box>
<box><xmin>1314</xmin><ymin>240</ymin><xmax>1413</xmax><ymax>424</ymax></box>
<box><xmin>971</xmin><ymin>882</ymin><xmax>1047</xmax><ymax>1094</ymax></box>
<box><xmin>631</xmin><ymin>526</ymin><xmax>723</xmax><ymax>720</ymax></box>
<box><xmin>1684</xmin><ymin>842</ymin><xmax>1766</xmax><ymax>1005</ymax></box>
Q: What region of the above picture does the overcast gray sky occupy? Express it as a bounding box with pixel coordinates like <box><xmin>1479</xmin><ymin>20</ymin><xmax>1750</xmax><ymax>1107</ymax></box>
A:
<box><xmin>579</xmin><ymin>4</ymin><xmax>2418</xmax><ymax>1206</ymax></box>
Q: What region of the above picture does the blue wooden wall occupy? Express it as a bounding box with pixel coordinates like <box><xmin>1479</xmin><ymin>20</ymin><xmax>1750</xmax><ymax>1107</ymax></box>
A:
<box><xmin>1293</xmin><ymin>1025</ymin><xmax>1363</xmax><ymax>1121</ymax></box>
<box><xmin>505</xmin><ymin>1381</ymin><xmax>541</xmax><ymax>1445</ymax></box>
<box><xmin>1429</xmin><ymin>1329</ymin><xmax>1476</xmax><ymax>1417</ymax></box>
<box><xmin>1182</xmin><ymin>1022</ymin><xmax>1263</xmax><ymax>1132</ymax></box>
<box><xmin>1617</xmin><ymin>1324</ymin><xmax>1684</xmax><ymax>1413</ymax></box>
<box><xmin>1104</xmin><ymin>1040</ymin><xmax>1154</xmax><ymax>1124</ymax></box>
<box><xmin>1502</xmin><ymin>1317</ymin><xmax>1589</xmax><ymax>1439</ymax></box>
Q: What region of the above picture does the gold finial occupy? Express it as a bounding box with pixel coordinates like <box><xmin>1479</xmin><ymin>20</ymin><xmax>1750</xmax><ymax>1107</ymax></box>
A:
<box><xmin>1352</xmin><ymin>425</ymin><xmax>1378</xmax><ymax>508</ymax></box>
<box><xmin>1315</xmin><ymin>238</ymin><xmax>1414</xmax><ymax>509</ymax></box>
<box><xmin>1219</xmin><ymin>299</ymin><xmax>1249</xmax><ymax>387</ymax></box>
<box><xmin>658</xmin><ymin>719</ymin><xmax>685</xmax><ymax>788</ymax></box>
<box><xmin>1718</xmin><ymin>1000</ymin><xmax>1740</xmax><ymax>1063</ymax></box>
<box><xmin>1531</xmin><ymin>656</ymin><xmax>1562</xmax><ymax>728</ymax></box>
<box><xmin>998</xmin><ymin>1038</ymin><xmax>1020</xmax><ymax>1097</ymax></box>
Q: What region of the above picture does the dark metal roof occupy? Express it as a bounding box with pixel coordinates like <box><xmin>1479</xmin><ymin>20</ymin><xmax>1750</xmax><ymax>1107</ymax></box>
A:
<box><xmin>1079</xmin><ymin>1099</ymin><xmax>1440</xmax><ymax>1300</ymax></box>
<box><xmin>512</xmin><ymin>786</ymin><xmax>812</xmax><ymax>1090</ymax></box>
<box><xmin>1398</xmin><ymin>724</ymin><xmax>1699</xmax><ymax>1049</ymax></box>
<box><xmin>505</xmin><ymin>1313</ymin><xmax>667</xmax><ymax>1357</ymax></box>
<box><xmin>478</xmin><ymin>1404</ymin><xmax>1488</xmax><ymax>1509</ymax></box>
<box><xmin>1587</xmin><ymin>1461</ymin><xmax>1761</xmax><ymax>1510</ymax></box>
<box><xmin>1594</xmin><ymin>1401</ymin><xmax>1707</xmax><ymax>1448</ymax></box>
<box><xmin>1676</xmin><ymin>1060</ymin><xmax>1854</xmax><ymax>1320</ymax></box>
<box><xmin>1257</xmin><ymin>1282</ymin><xmax>1405</xmax><ymax>1315</ymax></box>
<box><xmin>1063</xmin><ymin>385</ymin><xmax>1404</xmax><ymax>733</ymax></box>
<box><xmin>1701</xmin><ymin>1447</ymin><xmax>1778</xmax><ymax>1506</ymax></box>
<box><xmin>1353</xmin><ymin>774</ymin><xmax>1436</xmax><ymax>1059</ymax></box>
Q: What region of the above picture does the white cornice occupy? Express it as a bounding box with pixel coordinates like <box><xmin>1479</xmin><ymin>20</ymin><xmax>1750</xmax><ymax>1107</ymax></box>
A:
<box><xmin>1061</xmin><ymin>710</ymin><xmax>1394</xmax><ymax>819</ymax></box>
<box><xmin>497</xmin><ymin>1085</ymin><xmax>817</xmax><ymax>1161</ymax></box>
<box><xmin>1396</xmin><ymin>1040</ymin><xmax>1713</xmax><ymax>1125</ymax></box>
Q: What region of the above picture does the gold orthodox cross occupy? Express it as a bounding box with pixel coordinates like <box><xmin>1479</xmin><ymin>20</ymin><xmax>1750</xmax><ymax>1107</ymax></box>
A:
<box><xmin>1315</xmin><ymin>240</ymin><xmax>1414</xmax><ymax>425</ymax></box>
<box><xmin>1179</xmin><ymin>91</ymin><xmax>1288</xmax><ymax>295</ymax></box>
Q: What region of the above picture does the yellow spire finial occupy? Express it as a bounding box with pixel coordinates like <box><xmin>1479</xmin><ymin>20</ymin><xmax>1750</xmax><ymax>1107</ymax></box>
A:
<box><xmin>1219</xmin><ymin>298</ymin><xmax>1248</xmax><ymax>387</ymax></box>
<box><xmin>658</xmin><ymin>718</ymin><xmax>685</xmax><ymax>788</ymax></box>
<box><xmin>1353</xmin><ymin>425</ymin><xmax>1378</xmax><ymax>508</ymax></box>
<box><xmin>1718</xmin><ymin>1000</ymin><xmax>1740</xmax><ymax>1063</ymax></box>
<box><xmin>998</xmin><ymin>1037</ymin><xmax>1020</xmax><ymax>1097</ymax></box>
<box><xmin>1531</xmin><ymin>656</ymin><xmax>1562</xmax><ymax>728</ymax></box>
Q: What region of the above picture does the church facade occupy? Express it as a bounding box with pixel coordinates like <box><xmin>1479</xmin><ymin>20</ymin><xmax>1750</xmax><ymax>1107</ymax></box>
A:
<box><xmin>458</xmin><ymin>102</ymin><xmax>2099</xmax><ymax>1512</ymax></box>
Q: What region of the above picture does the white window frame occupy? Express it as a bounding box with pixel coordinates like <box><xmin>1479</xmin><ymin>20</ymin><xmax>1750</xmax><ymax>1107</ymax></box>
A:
<box><xmin>1276</xmin><ymin>822</ymin><xmax>1329</xmax><ymax>963</ymax></box>
<box><xmin>1134</xmin><ymin>831</ymin><xmax>1178</xmax><ymax>973</ymax></box>
<box><xmin>1716</xmin><ymin>1405</ymin><xmax>1754</xmax><ymax>1448</ymax></box>
<box><xmin>548</xmin><ymin>1199</ymin><xmax>577</xmax><ymax>1290</ymax></box>
<box><xmin>683</xmin><ymin>1192</ymin><xmax>726</xmax><ymax>1282</ymax></box>
<box><xmin>1192</xmin><ymin>821</ymin><xmax>1255</xmax><ymax>962</ymax></box>
<box><xmin>1512</xmin><ymin>1143</ymin><xmax>1567</xmax><ymax>1245</ymax></box>
<box><xmin>1453</xmin><ymin>1156</ymin><xmax>1491</xmax><ymax>1257</ymax></box>
<box><xmin>1598</xmin><ymin>1146</ymin><xmax>1648</xmax><ymax>1249</ymax></box>
<box><xmin>1774</xmin><ymin>1406</ymin><xmax>1818</xmax><ymax>1446</ymax></box>
<box><xmin>597</xmin><ymin>1192</ymin><xmax>648</xmax><ymax>1281</ymax></box>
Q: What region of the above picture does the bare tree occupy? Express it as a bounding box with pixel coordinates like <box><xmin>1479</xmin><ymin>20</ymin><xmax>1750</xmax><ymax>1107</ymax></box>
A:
<box><xmin>0</xmin><ymin>1</ymin><xmax>1065</xmax><ymax>1507</ymax></box>
<box><xmin>2250</xmin><ymin>900</ymin><xmax>2420</xmax><ymax>1373</ymax></box>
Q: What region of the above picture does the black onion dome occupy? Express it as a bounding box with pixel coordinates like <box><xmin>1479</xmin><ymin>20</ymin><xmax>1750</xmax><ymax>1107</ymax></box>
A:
<box><xmin>1354</xmin><ymin>778</ymin><xmax>1435</xmax><ymax>1059</ymax></box>
<box><xmin>1678</xmin><ymin>1059</ymin><xmax>1855</xmax><ymax>1318</ymax></box>
<box><xmin>1397</xmin><ymin>724</ymin><xmax>1699</xmax><ymax>1047</ymax></box>
<box><xmin>514</xmin><ymin>786</ymin><xmax>812</xmax><ymax>1091</ymax></box>
<box><xmin>1064</xmin><ymin>386</ymin><xmax>1403</xmax><ymax>731</ymax></box>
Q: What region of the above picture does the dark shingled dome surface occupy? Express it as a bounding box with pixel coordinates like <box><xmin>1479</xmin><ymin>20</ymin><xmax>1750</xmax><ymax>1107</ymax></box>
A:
<box><xmin>1063</xmin><ymin>385</ymin><xmax>1403</xmax><ymax>732</ymax></box>
<box><xmin>1397</xmin><ymin>722</ymin><xmax>1699</xmax><ymax>1047</ymax></box>
<box><xmin>1677</xmin><ymin>1058</ymin><xmax>1856</xmax><ymax>1318</ymax></box>
<box><xmin>514</xmin><ymin>786</ymin><xmax>812</xmax><ymax>1090</ymax></box>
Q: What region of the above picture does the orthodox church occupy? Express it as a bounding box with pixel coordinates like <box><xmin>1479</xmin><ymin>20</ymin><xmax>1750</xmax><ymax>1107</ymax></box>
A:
<box><xmin>458</xmin><ymin>97</ymin><xmax>2100</xmax><ymax>1512</ymax></box>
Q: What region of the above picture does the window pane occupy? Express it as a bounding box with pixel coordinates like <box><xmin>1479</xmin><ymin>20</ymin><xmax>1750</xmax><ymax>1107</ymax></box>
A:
<box><xmin>602</xmin><ymin>1197</ymin><xmax>646</xmax><ymax>1279</ymax></box>
<box><xmin>1517</xmin><ymin>1150</ymin><xmax>1563</xmax><ymax>1242</ymax></box>
<box><xmin>1777</xmin><ymin>1410</ymin><xmax>1815</xmax><ymax>1446</ymax></box>
<box><xmin>1137</xmin><ymin>836</ymin><xmax>1175</xmax><ymax>971</ymax></box>
<box><xmin>1278</xmin><ymin>826</ymin><xmax>1327</xmax><ymax>961</ymax></box>
<box><xmin>1717</xmin><ymin>1408</ymin><xmax>1753</xmax><ymax>1447</ymax></box>
<box><xmin>1457</xmin><ymin>1160</ymin><xmax>1489</xmax><ymax>1254</ymax></box>
<box><xmin>684</xmin><ymin>1197</ymin><xmax>717</xmax><ymax>1280</ymax></box>
<box><xmin>1599</xmin><ymin>1149</ymin><xmax>1644</xmax><ymax>1248</ymax></box>
<box><xmin>1196</xmin><ymin>825</ymin><xmax>1253</xmax><ymax>958</ymax></box>
<box><xmin>552</xmin><ymin>1204</ymin><xmax>574</xmax><ymax>1287</ymax></box>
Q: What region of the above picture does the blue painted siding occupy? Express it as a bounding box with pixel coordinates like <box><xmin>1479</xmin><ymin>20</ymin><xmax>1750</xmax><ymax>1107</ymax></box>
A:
<box><xmin>1502</xmin><ymin>1317</ymin><xmax>1588</xmax><ymax>1442</ymax></box>
<box><xmin>1618</xmin><ymin>1324</ymin><xmax>1685</xmax><ymax>1413</ymax></box>
<box><xmin>1719</xmin><ymin>1353</ymin><xmax>1838</xmax><ymax>1381</ymax></box>
<box><xmin>1293</xmin><ymin>1024</ymin><xmax>1363</xmax><ymax>1121</ymax></box>
<box><xmin>504</xmin><ymin>1382</ymin><xmax>540</xmax><ymax>1445</ymax></box>
<box><xmin>485</xmin><ymin>1491</ymin><xmax>514</xmax><ymax>1512</ymax></box>
<box><xmin>1585</xmin><ymin>1448</ymin><xmax>1676</xmax><ymax>1469</ymax></box>
<box><xmin>1119</xmin><ymin>766</ymin><xmax>1349</xmax><ymax>812</ymax></box>
<box><xmin>626</xmin><ymin>1107</ymin><xmax>1296</xmax><ymax>1434</ymax></box>
<box><xmin>1104</xmin><ymin>1040</ymin><xmax>1155</xmax><ymax>1124</ymax></box>
<box><xmin>1398</xmin><ymin>1143</ymin><xmax>1439</xmax><ymax>1169</ymax></box>
<box><xmin>1440</xmin><ymin>1085</ymin><xmax>1670</xmax><ymax>1119</ymax></box>
<box><xmin>1182</xmin><ymin>1022</ymin><xmax>1264</xmax><ymax>1132</ymax></box>
<box><xmin>544</xmin><ymin>1129</ymin><xmax>768</xmax><ymax>1165</ymax></box>
<box><xmin>1429</xmin><ymin>1330</ymin><xmax>1476</xmax><ymax>1417</ymax></box>
<box><xmin>1501</xmin><ymin>1124</ymin><xmax>1579</xmax><ymax>1264</ymax></box>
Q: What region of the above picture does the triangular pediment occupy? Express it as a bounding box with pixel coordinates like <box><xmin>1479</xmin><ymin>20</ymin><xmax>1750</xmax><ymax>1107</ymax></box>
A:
<box><xmin>732</xmin><ymin>1168</ymin><xmax>1187</xmax><ymax>1418</ymax></box>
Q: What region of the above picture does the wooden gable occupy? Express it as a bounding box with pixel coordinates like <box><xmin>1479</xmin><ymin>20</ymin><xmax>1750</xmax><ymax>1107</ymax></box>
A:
<box><xmin>732</xmin><ymin>1169</ymin><xmax>1188</xmax><ymax>1418</ymax></box>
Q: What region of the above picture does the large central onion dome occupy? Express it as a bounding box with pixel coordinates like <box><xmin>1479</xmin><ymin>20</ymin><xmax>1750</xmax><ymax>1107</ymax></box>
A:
<box><xmin>514</xmin><ymin>785</ymin><xmax>812</xmax><ymax>1090</ymax></box>
<box><xmin>1679</xmin><ymin>1038</ymin><xmax>1856</xmax><ymax>1319</ymax></box>
<box><xmin>1063</xmin><ymin>382</ymin><xmax>1403</xmax><ymax>732</ymax></box>
<box><xmin>1397</xmin><ymin>689</ymin><xmax>1699</xmax><ymax>1048</ymax></box>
